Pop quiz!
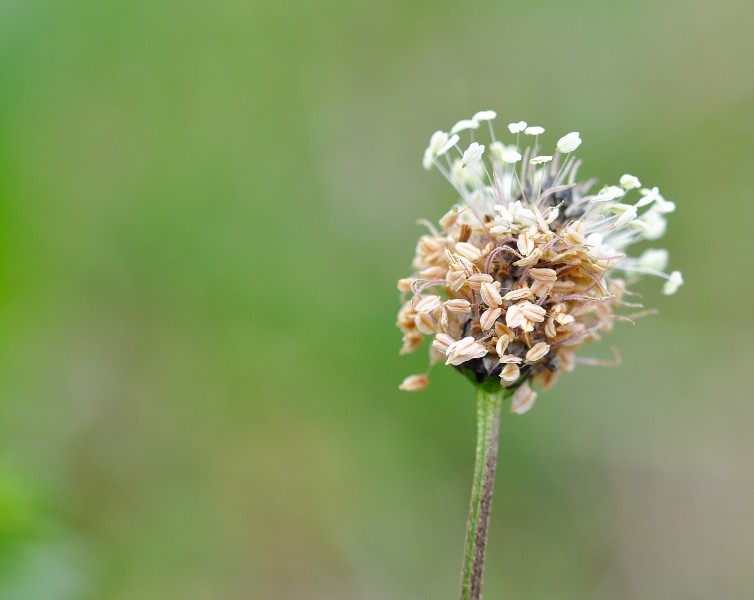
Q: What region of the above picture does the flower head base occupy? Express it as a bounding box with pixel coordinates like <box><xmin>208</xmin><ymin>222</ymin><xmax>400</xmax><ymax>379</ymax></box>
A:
<box><xmin>397</xmin><ymin>111</ymin><xmax>682</xmax><ymax>411</ymax></box>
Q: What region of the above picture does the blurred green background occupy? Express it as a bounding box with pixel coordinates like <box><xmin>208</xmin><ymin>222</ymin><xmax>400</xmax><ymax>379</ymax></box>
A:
<box><xmin>1</xmin><ymin>0</ymin><xmax>753</xmax><ymax>598</ymax></box>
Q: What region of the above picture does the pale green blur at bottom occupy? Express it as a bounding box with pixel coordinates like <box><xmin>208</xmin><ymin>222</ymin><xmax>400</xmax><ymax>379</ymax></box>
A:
<box><xmin>1</xmin><ymin>0</ymin><xmax>753</xmax><ymax>598</ymax></box>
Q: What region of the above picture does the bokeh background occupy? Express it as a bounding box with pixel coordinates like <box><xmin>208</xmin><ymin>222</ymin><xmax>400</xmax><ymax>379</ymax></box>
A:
<box><xmin>1</xmin><ymin>0</ymin><xmax>753</xmax><ymax>598</ymax></box>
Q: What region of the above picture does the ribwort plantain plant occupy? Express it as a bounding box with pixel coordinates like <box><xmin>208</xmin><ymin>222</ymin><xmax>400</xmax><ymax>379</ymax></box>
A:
<box><xmin>396</xmin><ymin>111</ymin><xmax>681</xmax><ymax>599</ymax></box>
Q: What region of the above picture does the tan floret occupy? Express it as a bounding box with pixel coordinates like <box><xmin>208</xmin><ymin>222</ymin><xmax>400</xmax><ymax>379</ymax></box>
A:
<box><xmin>446</xmin><ymin>337</ymin><xmax>489</xmax><ymax>366</ymax></box>
<box><xmin>510</xmin><ymin>383</ymin><xmax>537</xmax><ymax>414</ymax></box>
<box><xmin>480</xmin><ymin>307</ymin><xmax>502</xmax><ymax>330</ymax></box>
<box><xmin>399</xmin><ymin>374</ymin><xmax>430</xmax><ymax>391</ymax></box>
<box><xmin>525</xmin><ymin>342</ymin><xmax>550</xmax><ymax>363</ymax></box>
<box><xmin>500</xmin><ymin>363</ymin><xmax>520</xmax><ymax>383</ymax></box>
<box><xmin>444</xmin><ymin>299</ymin><xmax>472</xmax><ymax>314</ymax></box>
<box><xmin>480</xmin><ymin>281</ymin><xmax>503</xmax><ymax>308</ymax></box>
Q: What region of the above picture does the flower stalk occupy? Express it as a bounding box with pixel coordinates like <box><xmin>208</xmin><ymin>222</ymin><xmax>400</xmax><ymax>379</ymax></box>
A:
<box><xmin>460</xmin><ymin>381</ymin><xmax>510</xmax><ymax>600</ymax></box>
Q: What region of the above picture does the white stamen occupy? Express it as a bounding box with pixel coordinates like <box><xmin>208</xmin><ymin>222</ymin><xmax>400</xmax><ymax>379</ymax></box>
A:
<box><xmin>620</xmin><ymin>174</ymin><xmax>641</xmax><ymax>190</ymax></box>
<box><xmin>662</xmin><ymin>270</ymin><xmax>683</xmax><ymax>295</ymax></box>
<box><xmin>437</xmin><ymin>134</ymin><xmax>460</xmax><ymax>157</ymax></box>
<box><xmin>451</xmin><ymin>119</ymin><xmax>480</xmax><ymax>135</ymax></box>
<box><xmin>472</xmin><ymin>110</ymin><xmax>497</xmax><ymax>122</ymax></box>
<box><xmin>502</xmin><ymin>150</ymin><xmax>522</xmax><ymax>164</ymax></box>
<box><xmin>556</xmin><ymin>131</ymin><xmax>581</xmax><ymax>153</ymax></box>
<box><xmin>462</xmin><ymin>142</ymin><xmax>485</xmax><ymax>167</ymax></box>
<box><xmin>422</xmin><ymin>130</ymin><xmax>449</xmax><ymax>170</ymax></box>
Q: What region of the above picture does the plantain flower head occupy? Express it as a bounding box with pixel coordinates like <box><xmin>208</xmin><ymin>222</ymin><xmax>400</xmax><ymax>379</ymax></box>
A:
<box><xmin>397</xmin><ymin>111</ymin><xmax>682</xmax><ymax>412</ymax></box>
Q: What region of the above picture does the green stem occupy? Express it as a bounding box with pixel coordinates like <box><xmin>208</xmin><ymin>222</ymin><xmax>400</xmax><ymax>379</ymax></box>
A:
<box><xmin>459</xmin><ymin>384</ymin><xmax>507</xmax><ymax>600</ymax></box>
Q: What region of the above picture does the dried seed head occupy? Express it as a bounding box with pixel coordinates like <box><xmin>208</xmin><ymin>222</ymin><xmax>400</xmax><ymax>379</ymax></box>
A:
<box><xmin>397</xmin><ymin>277</ymin><xmax>416</xmax><ymax>292</ymax></box>
<box><xmin>446</xmin><ymin>336</ymin><xmax>489</xmax><ymax>366</ymax></box>
<box><xmin>500</xmin><ymin>363</ymin><xmax>520</xmax><ymax>383</ymax></box>
<box><xmin>530</xmin><ymin>268</ymin><xmax>557</xmax><ymax>283</ymax></box>
<box><xmin>505</xmin><ymin>303</ymin><xmax>523</xmax><ymax>329</ymax></box>
<box><xmin>499</xmin><ymin>354</ymin><xmax>522</xmax><ymax>364</ymax></box>
<box><xmin>432</xmin><ymin>333</ymin><xmax>455</xmax><ymax>354</ymax></box>
<box><xmin>480</xmin><ymin>281</ymin><xmax>503</xmax><ymax>308</ymax></box>
<box><xmin>444</xmin><ymin>299</ymin><xmax>472</xmax><ymax>314</ymax></box>
<box><xmin>563</xmin><ymin>223</ymin><xmax>587</xmax><ymax>246</ymax></box>
<box><xmin>513</xmin><ymin>248</ymin><xmax>543</xmax><ymax>267</ymax></box>
<box><xmin>415</xmin><ymin>312</ymin><xmax>437</xmax><ymax>335</ymax></box>
<box><xmin>495</xmin><ymin>334</ymin><xmax>511</xmax><ymax>356</ymax></box>
<box><xmin>398</xmin><ymin>110</ymin><xmax>681</xmax><ymax>410</ymax></box>
<box><xmin>518</xmin><ymin>302</ymin><xmax>547</xmax><ymax>323</ymax></box>
<box><xmin>400</xmin><ymin>332</ymin><xmax>423</xmax><ymax>355</ymax></box>
<box><xmin>506</xmin><ymin>300</ymin><xmax>546</xmax><ymax>332</ymax></box>
<box><xmin>530</xmin><ymin>269</ymin><xmax>557</xmax><ymax>298</ymax></box>
<box><xmin>415</xmin><ymin>295</ymin><xmax>442</xmax><ymax>313</ymax></box>
<box><xmin>419</xmin><ymin>266</ymin><xmax>446</xmax><ymax>280</ymax></box>
<box><xmin>517</xmin><ymin>230</ymin><xmax>535</xmax><ymax>256</ymax></box>
<box><xmin>545</xmin><ymin>317</ymin><xmax>557</xmax><ymax>338</ymax></box>
<box><xmin>399</xmin><ymin>374</ymin><xmax>429</xmax><ymax>391</ymax></box>
<box><xmin>467</xmin><ymin>273</ymin><xmax>494</xmax><ymax>290</ymax></box>
<box><xmin>446</xmin><ymin>269</ymin><xmax>467</xmax><ymax>292</ymax></box>
<box><xmin>511</xmin><ymin>383</ymin><xmax>537</xmax><ymax>414</ymax></box>
<box><xmin>494</xmin><ymin>322</ymin><xmax>515</xmax><ymax>339</ymax></box>
<box><xmin>439</xmin><ymin>208</ymin><xmax>460</xmax><ymax>229</ymax></box>
<box><xmin>397</xmin><ymin>302</ymin><xmax>417</xmax><ymax>329</ymax></box>
<box><xmin>480</xmin><ymin>307</ymin><xmax>502</xmax><ymax>330</ymax></box>
<box><xmin>455</xmin><ymin>242</ymin><xmax>482</xmax><ymax>262</ymax></box>
<box><xmin>525</xmin><ymin>342</ymin><xmax>550</xmax><ymax>363</ymax></box>
<box><xmin>503</xmin><ymin>287</ymin><xmax>534</xmax><ymax>301</ymax></box>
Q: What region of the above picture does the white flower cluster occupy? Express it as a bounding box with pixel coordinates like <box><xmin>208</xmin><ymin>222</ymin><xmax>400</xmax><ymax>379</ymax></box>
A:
<box><xmin>421</xmin><ymin>112</ymin><xmax>683</xmax><ymax>295</ymax></box>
